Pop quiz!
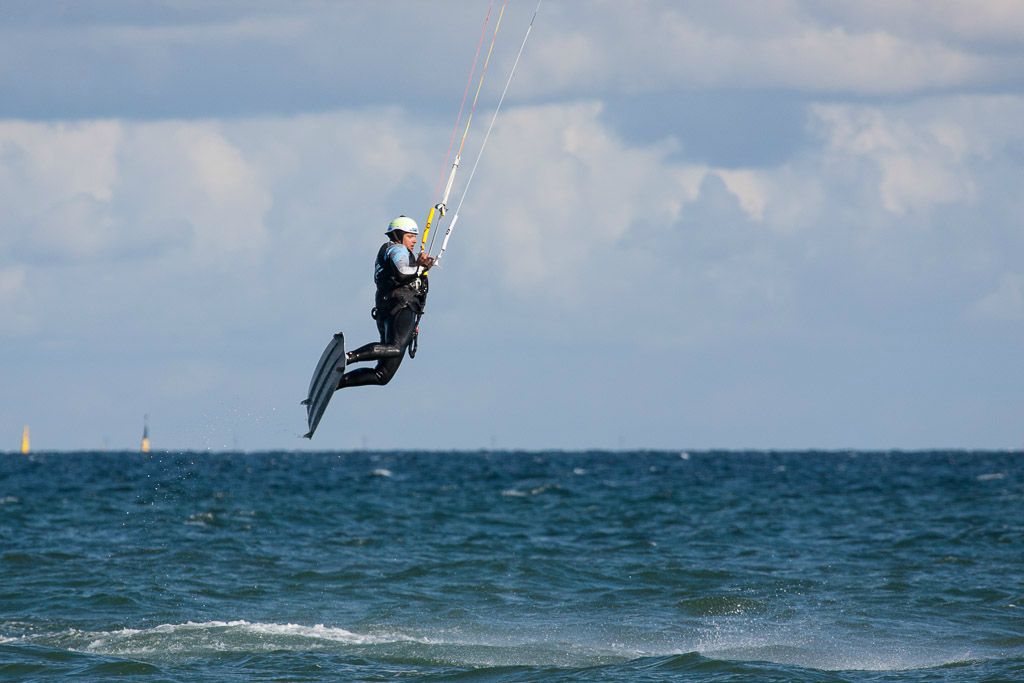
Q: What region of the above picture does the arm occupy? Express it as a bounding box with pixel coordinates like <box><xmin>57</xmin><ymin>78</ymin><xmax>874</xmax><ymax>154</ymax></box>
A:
<box><xmin>388</xmin><ymin>245</ymin><xmax>420</xmax><ymax>278</ymax></box>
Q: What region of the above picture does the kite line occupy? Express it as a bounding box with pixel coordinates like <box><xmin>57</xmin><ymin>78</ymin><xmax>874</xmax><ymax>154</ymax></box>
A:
<box><xmin>420</xmin><ymin>0</ymin><xmax>543</xmax><ymax>267</ymax></box>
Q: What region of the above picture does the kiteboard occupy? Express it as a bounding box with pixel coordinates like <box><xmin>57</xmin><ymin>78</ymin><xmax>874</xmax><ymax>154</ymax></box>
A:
<box><xmin>302</xmin><ymin>332</ymin><xmax>346</xmax><ymax>438</ymax></box>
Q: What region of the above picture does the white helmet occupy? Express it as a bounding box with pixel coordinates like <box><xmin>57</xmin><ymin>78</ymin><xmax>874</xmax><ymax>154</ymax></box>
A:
<box><xmin>386</xmin><ymin>215</ymin><xmax>419</xmax><ymax>235</ymax></box>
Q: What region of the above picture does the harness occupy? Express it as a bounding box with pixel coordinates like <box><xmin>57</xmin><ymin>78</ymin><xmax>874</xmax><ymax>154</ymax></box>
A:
<box><xmin>372</xmin><ymin>242</ymin><xmax>428</xmax><ymax>357</ymax></box>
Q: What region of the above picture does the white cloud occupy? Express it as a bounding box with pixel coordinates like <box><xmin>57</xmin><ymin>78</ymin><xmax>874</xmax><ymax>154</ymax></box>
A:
<box><xmin>460</xmin><ymin>102</ymin><xmax>708</xmax><ymax>297</ymax></box>
<box><xmin>2</xmin><ymin>85</ymin><xmax>1023</xmax><ymax>449</ymax></box>
<box><xmin>806</xmin><ymin>0</ymin><xmax>1024</xmax><ymax>45</ymax></box>
<box><xmin>4</xmin><ymin>94</ymin><xmax>1022</xmax><ymax>334</ymax></box>
<box><xmin>0</xmin><ymin>120</ymin><xmax>122</xmax><ymax>260</ymax></box>
<box><xmin>0</xmin><ymin>120</ymin><xmax>120</xmax><ymax>202</ymax></box>
<box><xmin>160</xmin><ymin>123</ymin><xmax>271</xmax><ymax>263</ymax></box>
<box><xmin>798</xmin><ymin>102</ymin><xmax>984</xmax><ymax>217</ymax></box>
<box><xmin>717</xmin><ymin>170</ymin><xmax>768</xmax><ymax>221</ymax></box>
<box><xmin>521</xmin><ymin>0</ymin><xmax>1011</xmax><ymax>98</ymax></box>
<box><xmin>0</xmin><ymin>118</ymin><xmax>272</xmax><ymax>266</ymax></box>
<box><xmin>0</xmin><ymin>109</ymin><xmax>441</xmax><ymax>351</ymax></box>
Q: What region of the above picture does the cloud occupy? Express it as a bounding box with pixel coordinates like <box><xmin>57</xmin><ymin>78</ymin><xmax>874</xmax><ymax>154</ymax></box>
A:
<box><xmin>0</xmin><ymin>102</ymin><xmax>788</xmax><ymax>353</ymax></box>
<box><xmin>0</xmin><ymin>120</ymin><xmax>121</xmax><ymax>260</ymax></box>
<box><xmin>521</xmin><ymin>1</ymin><xmax>1018</xmax><ymax>99</ymax></box>
<box><xmin>5</xmin><ymin>1</ymin><xmax>1023</xmax><ymax>124</ymax></box>
<box><xmin>716</xmin><ymin>170</ymin><xmax>768</xmax><ymax>221</ymax></box>
<box><xmin>451</xmin><ymin>94</ymin><xmax>1022</xmax><ymax>335</ymax></box>
<box><xmin>4</xmin><ymin>92</ymin><xmax>1023</xmax><ymax>341</ymax></box>
<box><xmin>458</xmin><ymin>102</ymin><xmax>707</xmax><ymax>299</ymax></box>
<box><xmin>804</xmin><ymin>0</ymin><xmax>1024</xmax><ymax>46</ymax></box>
<box><xmin>0</xmin><ymin>109</ymin><xmax>441</xmax><ymax>352</ymax></box>
<box><xmin>0</xmin><ymin>3</ymin><xmax>527</xmax><ymax>119</ymax></box>
<box><xmin>715</xmin><ymin>94</ymin><xmax>1024</xmax><ymax>253</ymax></box>
<box><xmin>2</xmin><ymin>81</ymin><xmax>1023</xmax><ymax>447</ymax></box>
<box><xmin>810</xmin><ymin>104</ymin><xmax>976</xmax><ymax>215</ymax></box>
<box><xmin>0</xmin><ymin>118</ymin><xmax>271</xmax><ymax>267</ymax></box>
<box><xmin>124</xmin><ymin>121</ymin><xmax>272</xmax><ymax>265</ymax></box>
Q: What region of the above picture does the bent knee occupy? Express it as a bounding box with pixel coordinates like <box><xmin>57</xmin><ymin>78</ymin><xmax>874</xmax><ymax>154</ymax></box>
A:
<box><xmin>375</xmin><ymin>368</ymin><xmax>397</xmax><ymax>385</ymax></box>
<box><xmin>374</xmin><ymin>356</ymin><xmax>404</xmax><ymax>386</ymax></box>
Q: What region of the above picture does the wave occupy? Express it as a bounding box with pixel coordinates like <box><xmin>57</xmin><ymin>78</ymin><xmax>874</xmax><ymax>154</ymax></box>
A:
<box><xmin>3</xmin><ymin>621</ymin><xmax>411</xmax><ymax>657</ymax></box>
<box><xmin>501</xmin><ymin>483</ymin><xmax>563</xmax><ymax>497</ymax></box>
<box><xmin>0</xmin><ymin>620</ymin><xmax>990</xmax><ymax>673</ymax></box>
<box><xmin>2</xmin><ymin>620</ymin><xmax>639</xmax><ymax>669</ymax></box>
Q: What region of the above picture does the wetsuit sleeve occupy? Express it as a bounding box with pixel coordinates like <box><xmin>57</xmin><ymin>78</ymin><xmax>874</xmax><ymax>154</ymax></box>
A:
<box><xmin>387</xmin><ymin>245</ymin><xmax>419</xmax><ymax>277</ymax></box>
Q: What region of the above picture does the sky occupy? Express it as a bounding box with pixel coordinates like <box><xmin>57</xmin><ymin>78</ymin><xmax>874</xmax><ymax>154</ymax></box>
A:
<box><xmin>2</xmin><ymin>0</ymin><xmax>1023</xmax><ymax>452</ymax></box>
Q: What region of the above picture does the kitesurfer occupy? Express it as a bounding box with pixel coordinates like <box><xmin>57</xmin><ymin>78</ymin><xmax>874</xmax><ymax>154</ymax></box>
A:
<box><xmin>336</xmin><ymin>216</ymin><xmax>434</xmax><ymax>389</ymax></box>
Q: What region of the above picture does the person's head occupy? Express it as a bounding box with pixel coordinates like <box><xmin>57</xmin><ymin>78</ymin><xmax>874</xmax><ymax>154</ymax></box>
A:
<box><xmin>386</xmin><ymin>215</ymin><xmax>419</xmax><ymax>249</ymax></box>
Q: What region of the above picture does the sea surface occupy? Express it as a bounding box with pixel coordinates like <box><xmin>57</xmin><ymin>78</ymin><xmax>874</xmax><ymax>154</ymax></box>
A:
<box><xmin>0</xmin><ymin>451</ymin><xmax>1021</xmax><ymax>682</ymax></box>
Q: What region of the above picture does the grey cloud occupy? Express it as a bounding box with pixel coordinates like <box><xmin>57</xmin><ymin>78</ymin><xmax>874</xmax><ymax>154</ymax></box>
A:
<box><xmin>519</xmin><ymin>1</ymin><xmax>1024</xmax><ymax>99</ymax></box>
<box><xmin>9</xmin><ymin>1</ymin><xmax>1023</xmax><ymax>126</ymax></box>
<box><xmin>0</xmin><ymin>1</ymin><xmax>536</xmax><ymax>120</ymax></box>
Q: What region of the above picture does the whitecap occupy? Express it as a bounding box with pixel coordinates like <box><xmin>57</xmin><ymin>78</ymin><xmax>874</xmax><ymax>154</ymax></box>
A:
<box><xmin>185</xmin><ymin>511</ymin><xmax>215</xmax><ymax>526</ymax></box>
<box><xmin>371</xmin><ymin>468</ymin><xmax>392</xmax><ymax>478</ymax></box>
<box><xmin>74</xmin><ymin>620</ymin><xmax>423</xmax><ymax>657</ymax></box>
<box><xmin>977</xmin><ymin>472</ymin><xmax>1005</xmax><ymax>481</ymax></box>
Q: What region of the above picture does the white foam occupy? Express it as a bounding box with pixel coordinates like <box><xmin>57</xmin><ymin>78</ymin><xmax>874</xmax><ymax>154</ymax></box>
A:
<box><xmin>185</xmin><ymin>511</ymin><xmax>216</xmax><ymax>526</ymax></box>
<box><xmin>226</xmin><ymin>620</ymin><xmax>386</xmax><ymax>644</ymax></box>
<box><xmin>69</xmin><ymin>620</ymin><xmax>439</xmax><ymax>658</ymax></box>
<box><xmin>8</xmin><ymin>619</ymin><xmax>993</xmax><ymax>673</ymax></box>
<box><xmin>501</xmin><ymin>483</ymin><xmax>558</xmax><ymax>497</ymax></box>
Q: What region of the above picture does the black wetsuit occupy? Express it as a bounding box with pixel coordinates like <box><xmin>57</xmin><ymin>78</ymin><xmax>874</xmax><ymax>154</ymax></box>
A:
<box><xmin>337</xmin><ymin>241</ymin><xmax>426</xmax><ymax>389</ymax></box>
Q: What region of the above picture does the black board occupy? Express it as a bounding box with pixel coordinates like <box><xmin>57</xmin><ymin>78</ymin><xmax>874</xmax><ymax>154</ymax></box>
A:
<box><xmin>302</xmin><ymin>332</ymin><xmax>346</xmax><ymax>438</ymax></box>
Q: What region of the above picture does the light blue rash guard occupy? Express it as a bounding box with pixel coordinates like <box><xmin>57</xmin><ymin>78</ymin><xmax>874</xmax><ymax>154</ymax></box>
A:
<box><xmin>374</xmin><ymin>243</ymin><xmax>418</xmax><ymax>285</ymax></box>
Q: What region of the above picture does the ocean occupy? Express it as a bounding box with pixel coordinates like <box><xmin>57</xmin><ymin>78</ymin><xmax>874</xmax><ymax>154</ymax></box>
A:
<box><xmin>0</xmin><ymin>451</ymin><xmax>1021</xmax><ymax>682</ymax></box>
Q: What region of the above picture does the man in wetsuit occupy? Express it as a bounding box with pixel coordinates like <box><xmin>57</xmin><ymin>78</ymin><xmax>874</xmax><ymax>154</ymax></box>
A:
<box><xmin>337</xmin><ymin>216</ymin><xmax>435</xmax><ymax>389</ymax></box>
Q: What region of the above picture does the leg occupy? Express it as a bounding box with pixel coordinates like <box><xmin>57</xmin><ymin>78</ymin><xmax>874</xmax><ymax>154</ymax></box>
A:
<box><xmin>345</xmin><ymin>342</ymin><xmax>402</xmax><ymax>364</ymax></box>
<box><xmin>337</xmin><ymin>308</ymin><xmax>418</xmax><ymax>389</ymax></box>
<box><xmin>344</xmin><ymin>305</ymin><xmax>402</xmax><ymax>364</ymax></box>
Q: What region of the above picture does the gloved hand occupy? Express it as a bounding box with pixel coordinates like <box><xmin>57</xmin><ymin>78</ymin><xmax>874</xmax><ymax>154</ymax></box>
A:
<box><xmin>417</xmin><ymin>252</ymin><xmax>436</xmax><ymax>268</ymax></box>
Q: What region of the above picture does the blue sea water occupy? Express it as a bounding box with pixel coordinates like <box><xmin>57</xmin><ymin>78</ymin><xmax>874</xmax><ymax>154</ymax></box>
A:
<box><xmin>0</xmin><ymin>451</ymin><xmax>1021</xmax><ymax>682</ymax></box>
